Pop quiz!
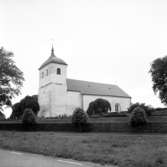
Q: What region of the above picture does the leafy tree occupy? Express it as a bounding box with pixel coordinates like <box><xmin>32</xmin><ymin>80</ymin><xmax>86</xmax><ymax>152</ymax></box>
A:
<box><xmin>10</xmin><ymin>95</ymin><xmax>39</xmax><ymax>119</ymax></box>
<box><xmin>10</xmin><ymin>102</ymin><xmax>21</xmax><ymax>120</ymax></box>
<box><xmin>20</xmin><ymin>95</ymin><xmax>39</xmax><ymax>115</ymax></box>
<box><xmin>150</xmin><ymin>56</ymin><xmax>167</xmax><ymax>105</ymax></box>
<box><xmin>128</xmin><ymin>102</ymin><xmax>154</xmax><ymax>116</ymax></box>
<box><xmin>0</xmin><ymin>47</ymin><xmax>24</xmax><ymax>112</ymax></box>
<box><xmin>87</xmin><ymin>98</ymin><xmax>111</xmax><ymax>116</ymax></box>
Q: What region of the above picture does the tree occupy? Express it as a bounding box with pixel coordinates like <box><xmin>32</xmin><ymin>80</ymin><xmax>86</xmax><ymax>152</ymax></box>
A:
<box><xmin>87</xmin><ymin>98</ymin><xmax>111</xmax><ymax>116</ymax></box>
<box><xmin>150</xmin><ymin>56</ymin><xmax>167</xmax><ymax>105</ymax></box>
<box><xmin>10</xmin><ymin>95</ymin><xmax>40</xmax><ymax>119</ymax></box>
<box><xmin>128</xmin><ymin>102</ymin><xmax>154</xmax><ymax>116</ymax></box>
<box><xmin>19</xmin><ymin>96</ymin><xmax>39</xmax><ymax>115</ymax></box>
<box><xmin>10</xmin><ymin>102</ymin><xmax>21</xmax><ymax>120</ymax></box>
<box><xmin>0</xmin><ymin>47</ymin><xmax>24</xmax><ymax>112</ymax></box>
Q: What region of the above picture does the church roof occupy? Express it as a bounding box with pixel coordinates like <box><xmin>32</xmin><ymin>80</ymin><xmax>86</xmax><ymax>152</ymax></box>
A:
<box><xmin>39</xmin><ymin>47</ymin><xmax>67</xmax><ymax>70</ymax></box>
<box><xmin>67</xmin><ymin>79</ymin><xmax>131</xmax><ymax>98</ymax></box>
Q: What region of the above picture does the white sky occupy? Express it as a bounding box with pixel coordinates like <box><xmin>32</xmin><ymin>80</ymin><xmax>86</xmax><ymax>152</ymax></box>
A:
<box><xmin>1</xmin><ymin>0</ymin><xmax>167</xmax><ymax>111</ymax></box>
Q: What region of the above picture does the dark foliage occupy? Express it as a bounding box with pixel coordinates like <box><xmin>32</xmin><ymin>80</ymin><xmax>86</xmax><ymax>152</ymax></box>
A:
<box><xmin>0</xmin><ymin>111</ymin><xmax>5</xmax><ymax>120</ymax></box>
<box><xmin>72</xmin><ymin>108</ymin><xmax>88</xmax><ymax>132</ymax></box>
<box><xmin>128</xmin><ymin>103</ymin><xmax>154</xmax><ymax>116</ymax></box>
<box><xmin>129</xmin><ymin>106</ymin><xmax>148</xmax><ymax>127</ymax></box>
<box><xmin>102</xmin><ymin>111</ymin><xmax>128</xmax><ymax>117</ymax></box>
<box><xmin>10</xmin><ymin>95</ymin><xmax>39</xmax><ymax>120</ymax></box>
<box><xmin>0</xmin><ymin>47</ymin><xmax>24</xmax><ymax>112</ymax></box>
<box><xmin>19</xmin><ymin>95</ymin><xmax>39</xmax><ymax>115</ymax></box>
<box><xmin>87</xmin><ymin>98</ymin><xmax>111</xmax><ymax>116</ymax></box>
<box><xmin>22</xmin><ymin>108</ymin><xmax>36</xmax><ymax>125</ymax></box>
<box><xmin>150</xmin><ymin>56</ymin><xmax>167</xmax><ymax>105</ymax></box>
<box><xmin>10</xmin><ymin>103</ymin><xmax>21</xmax><ymax>120</ymax></box>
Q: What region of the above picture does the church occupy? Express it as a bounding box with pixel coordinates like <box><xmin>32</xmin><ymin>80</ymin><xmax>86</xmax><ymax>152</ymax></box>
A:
<box><xmin>38</xmin><ymin>47</ymin><xmax>131</xmax><ymax>117</ymax></box>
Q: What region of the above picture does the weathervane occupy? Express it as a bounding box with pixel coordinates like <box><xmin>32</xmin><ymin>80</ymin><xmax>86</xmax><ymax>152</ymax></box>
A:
<box><xmin>50</xmin><ymin>38</ymin><xmax>55</xmax><ymax>49</ymax></box>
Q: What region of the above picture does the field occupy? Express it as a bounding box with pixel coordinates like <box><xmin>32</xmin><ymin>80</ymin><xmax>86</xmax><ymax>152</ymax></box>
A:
<box><xmin>0</xmin><ymin>131</ymin><xmax>167</xmax><ymax>167</ymax></box>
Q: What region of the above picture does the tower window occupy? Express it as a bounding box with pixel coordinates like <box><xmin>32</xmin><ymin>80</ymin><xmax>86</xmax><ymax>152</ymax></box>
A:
<box><xmin>57</xmin><ymin>68</ymin><xmax>61</xmax><ymax>75</ymax></box>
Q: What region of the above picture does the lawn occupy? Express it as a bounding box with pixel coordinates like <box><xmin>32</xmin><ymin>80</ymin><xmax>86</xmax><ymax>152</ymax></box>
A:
<box><xmin>0</xmin><ymin>131</ymin><xmax>167</xmax><ymax>167</ymax></box>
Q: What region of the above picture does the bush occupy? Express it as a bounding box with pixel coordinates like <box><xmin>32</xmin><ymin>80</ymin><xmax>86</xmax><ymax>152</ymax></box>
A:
<box><xmin>87</xmin><ymin>98</ymin><xmax>111</xmax><ymax>116</ymax></box>
<box><xmin>72</xmin><ymin>108</ymin><xmax>88</xmax><ymax>132</ymax></box>
<box><xmin>22</xmin><ymin>108</ymin><xmax>36</xmax><ymax>125</ymax></box>
<box><xmin>129</xmin><ymin>106</ymin><xmax>148</xmax><ymax>127</ymax></box>
<box><xmin>128</xmin><ymin>103</ymin><xmax>154</xmax><ymax>116</ymax></box>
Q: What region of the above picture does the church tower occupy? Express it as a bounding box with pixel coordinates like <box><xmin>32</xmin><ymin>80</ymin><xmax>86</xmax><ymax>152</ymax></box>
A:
<box><xmin>38</xmin><ymin>46</ymin><xmax>68</xmax><ymax>117</ymax></box>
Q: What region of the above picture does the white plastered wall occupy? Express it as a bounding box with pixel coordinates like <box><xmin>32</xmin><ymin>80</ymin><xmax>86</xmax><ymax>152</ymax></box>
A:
<box><xmin>66</xmin><ymin>91</ymin><xmax>82</xmax><ymax>115</ymax></box>
<box><xmin>83</xmin><ymin>95</ymin><xmax>131</xmax><ymax>112</ymax></box>
<box><xmin>38</xmin><ymin>63</ymin><xmax>67</xmax><ymax>117</ymax></box>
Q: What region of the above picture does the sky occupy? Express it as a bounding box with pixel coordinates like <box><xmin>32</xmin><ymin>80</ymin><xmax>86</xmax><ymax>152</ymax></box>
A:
<box><xmin>1</xmin><ymin>0</ymin><xmax>167</xmax><ymax>117</ymax></box>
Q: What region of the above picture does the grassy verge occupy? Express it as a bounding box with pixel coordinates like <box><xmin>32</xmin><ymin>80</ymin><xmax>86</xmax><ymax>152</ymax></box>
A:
<box><xmin>0</xmin><ymin>131</ymin><xmax>167</xmax><ymax>167</ymax></box>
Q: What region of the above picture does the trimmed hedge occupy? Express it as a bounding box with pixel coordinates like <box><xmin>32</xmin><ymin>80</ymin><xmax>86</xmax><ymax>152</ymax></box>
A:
<box><xmin>72</xmin><ymin>108</ymin><xmax>89</xmax><ymax>132</ymax></box>
<box><xmin>1</xmin><ymin>122</ymin><xmax>167</xmax><ymax>133</ymax></box>
<box><xmin>22</xmin><ymin>108</ymin><xmax>36</xmax><ymax>125</ymax></box>
<box><xmin>22</xmin><ymin>108</ymin><xmax>37</xmax><ymax>131</ymax></box>
<box><xmin>129</xmin><ymin>107</ymin><xmax>148</xmax><ymax>127</ymax></box>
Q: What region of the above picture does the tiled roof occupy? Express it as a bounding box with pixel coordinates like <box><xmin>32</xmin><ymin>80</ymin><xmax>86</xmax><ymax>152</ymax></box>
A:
<box><xmin>67</xmin><ymin>79</ymin><xmax>131</xmax><ymax>98</ymax></box>
<box><xmin>39</xmin><ymin>48</ymin><xmax>67</xmax><ymax>70</ymax></box>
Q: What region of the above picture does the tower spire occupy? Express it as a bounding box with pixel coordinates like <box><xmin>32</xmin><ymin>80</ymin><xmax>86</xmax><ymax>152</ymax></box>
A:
<box><xmin>51</xmin><ymin>44</ymin><xmax>55</xmax><ymax>57</ymax></box>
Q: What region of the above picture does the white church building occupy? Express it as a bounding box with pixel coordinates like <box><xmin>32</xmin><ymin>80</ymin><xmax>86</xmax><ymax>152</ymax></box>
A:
<box><xmin>38</xmin><ymin>47</ymin><xmax>131</xmax><ymax>117</ymax></box>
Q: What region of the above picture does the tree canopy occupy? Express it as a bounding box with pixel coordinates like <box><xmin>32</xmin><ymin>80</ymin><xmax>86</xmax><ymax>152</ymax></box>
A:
<box><xmin>87</xmin><ymin>98</ymin><xmax>111</xmax><ymax>116</ymax></box>
<box><xmin>150</xmin><ymin>56</ymin><xmax>167</xmax><ymax>105</ymax></box>
<box><xmin>10</xmin><ymin>95</ymin><xmax>40</xmax><ymax>120</ymax></box>
<box><xmin>0</xmin><ymin>47</ymin><xmax>24</xmax><ymax>111</ymax></box>
<box><xmin>128</xmin><ymin>102</ymin><xmax>154</xmax><ymax>116</ymax></box>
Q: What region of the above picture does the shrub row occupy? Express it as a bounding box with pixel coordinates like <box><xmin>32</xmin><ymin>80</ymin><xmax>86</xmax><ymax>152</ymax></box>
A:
<box><xmin>9</xmin><ymin>103</ymin><xmax>155</xmax><ymax>131</ymax></box>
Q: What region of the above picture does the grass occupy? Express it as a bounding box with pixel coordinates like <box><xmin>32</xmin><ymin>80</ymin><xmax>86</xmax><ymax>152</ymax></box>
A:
<box><xmin>0</xmin><ymin>132</ymin><xmax>167</xmax><ymax>167</ymax></box>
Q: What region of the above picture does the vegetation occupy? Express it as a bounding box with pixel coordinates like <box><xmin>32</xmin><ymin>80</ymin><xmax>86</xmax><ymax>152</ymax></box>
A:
<box><xmin>22</xmin><ymin>108</ymin><xmax>36</xmax><ymax>125</ymax></box>
<box><xmin>150</xmin><ymin>56</ymin><xmax>167</xmax><ymax>105</ymax></box>
<box><xmin>0</xmin><ymin>131</ymin><xmax>167</xmax><ymax>167</ymax></box>
<box><xmin>19</xmin><ymin>95</ymin><xmax>39</xmax><ymax>115</ymax></box>
<box><xmin>0</xmin><ymin>111</ymin><xmax>5</xmax><ymax>120</ymax></box>
<box><xmin>10</xmin><ymin>102</ymin><xmax>21</xmax><ymax>120</ymax></box>
<box><xmin>129</xmin><ymin>106</ymin><xmax>148</xmax><ymax>127</ymax></box>
<box><xmin>10</xmin><ymin>95</ymin><xmax>39</xmax><ymax>120</ymax></box>
<box><xmin>72</xmin><ymin>108</ymin><xmax>88</xmax><ymax>132</ymax></box>
<box><xmin>87</xmin><ymin>98</ymin><xmax>111</xmax><ymax>116</ymax></box>
<box><xmin>0</xmin><ymin>47</ymin><xmax>24</xmax><ymax>113</ymax></box>
<box><xmin>128</xmin><ymin>102</ymin><xmax>154</xmax><ymax>116</ymax></box>
<box><xmin>0</xmin><ymin>47</ymin><xmax>24</xmax><ymax>114</ymax></box>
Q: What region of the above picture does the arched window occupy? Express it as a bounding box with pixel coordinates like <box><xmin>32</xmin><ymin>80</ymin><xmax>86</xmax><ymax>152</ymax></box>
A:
<box><xmin>57</xmin><ymin>68</ymin><xmax>61</xmax><ymax>75</ymax></box>
<box><xmin>115</xmin><ymin>103</ymin><xmax>121</xmax><ymax>112</ymax></box>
